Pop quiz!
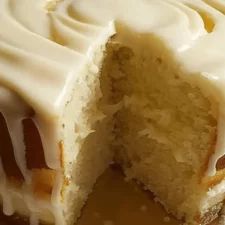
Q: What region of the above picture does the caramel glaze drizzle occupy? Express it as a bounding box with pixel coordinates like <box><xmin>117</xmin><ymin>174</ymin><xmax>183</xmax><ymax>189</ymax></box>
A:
<box><xmin>0</xmin><ymin>112</ymin><xmax>24</xmax><ymax>184</ymax></box>
<box><xmin>22</xmin><ymin>117</ymin><xmax>48</xmax><ymax>170</ymax></box>
<box><xmin>22</xmin><ymin>115</ymin><xmax>56</xmax><ymax>200</ymax></box>
<box><xmin>0</xmin><ymin>110</ymin><xmax>55</xmax><ymax>200</ymax></box>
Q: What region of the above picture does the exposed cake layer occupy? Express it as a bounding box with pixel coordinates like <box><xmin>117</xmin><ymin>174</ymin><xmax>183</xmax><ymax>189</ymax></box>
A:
<box><xmin>102</xmin><ymin>39</ymin><xmax>218</xmax><ymax>223</ymax></box>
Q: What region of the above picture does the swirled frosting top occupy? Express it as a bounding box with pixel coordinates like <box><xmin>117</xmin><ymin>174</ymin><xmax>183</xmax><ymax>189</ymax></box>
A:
<box><xmin>1</xmin><ymin>0</ymin><xmax>225</xmax><ymax>205</ymax></box>
<box><xmin>2</xmin><ymin>0</ymin><xmax>225</xmax><ymax>117</ymax></box>
<box><xmin>0</xmin><ymin>0</ymin><xmax>113</xmax><ymax>118</ymax></box>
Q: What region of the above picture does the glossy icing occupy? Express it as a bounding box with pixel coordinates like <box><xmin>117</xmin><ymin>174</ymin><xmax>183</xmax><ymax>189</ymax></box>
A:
<box><xmin>0</xmin><ymin>0</ymin><xmax>225</xmax><ymax>224</ymax></box>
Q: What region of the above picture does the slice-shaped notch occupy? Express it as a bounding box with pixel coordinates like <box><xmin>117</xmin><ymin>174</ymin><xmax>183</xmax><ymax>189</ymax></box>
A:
<box><xmin>0</xmin><ymin>113</ymin><xmax>24</xmax><ymax>184</ymax></box>
<box><xmin>185</xmin><ymin>3</ymin><xmax>215</xmax><ymax>33</ymax></box>
<box><xmin>198</xmin><ymin>10</ymin><xmax>215</xmax><ymax>33</ymax></box>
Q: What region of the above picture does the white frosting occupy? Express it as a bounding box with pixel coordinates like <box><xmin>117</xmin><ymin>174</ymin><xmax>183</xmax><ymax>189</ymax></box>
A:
<box><xmin>1</xmin><ymin>0</ymin><xmax>225</xmax><ymax>224</ymax></box>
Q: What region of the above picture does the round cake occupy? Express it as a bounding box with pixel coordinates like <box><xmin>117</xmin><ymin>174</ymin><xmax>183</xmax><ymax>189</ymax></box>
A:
<box><xmin>0</xmin><ymin>0</ymin><xmax>225</xmax><ymax>225</ymax></box>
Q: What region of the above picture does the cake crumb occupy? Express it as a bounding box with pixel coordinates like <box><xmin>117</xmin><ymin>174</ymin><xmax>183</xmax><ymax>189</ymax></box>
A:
<box><xmin>103</xmin><ymin>220</ymin><xmax>114</xmax><ymax>225</ymax></box>
<box><xmin>163</xmin><ymin>216</ymin><xmax>171</xmax><ymax>223</ymax></box>
<box><xmin>140</xmin><ymin>205</ymin><xmax>148</xmax><ymax>212</ymax></box>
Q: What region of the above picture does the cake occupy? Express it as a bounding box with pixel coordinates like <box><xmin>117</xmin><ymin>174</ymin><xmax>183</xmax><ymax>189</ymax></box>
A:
<box><xmin>1</xmin><ymin>0</ymin><xmax>225</xmax><ymax>224</ymax></box>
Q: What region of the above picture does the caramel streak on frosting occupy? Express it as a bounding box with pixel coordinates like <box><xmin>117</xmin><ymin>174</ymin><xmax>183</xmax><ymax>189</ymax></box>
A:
<box><xmin>0</xmin><ymin>87</ymin><xmax>29</xmax><ymax>181</ymax></box>
<box><xmin>0</xmin><ymin>87</ymin><xmax>28</xmax><ymax>217</ymax></box>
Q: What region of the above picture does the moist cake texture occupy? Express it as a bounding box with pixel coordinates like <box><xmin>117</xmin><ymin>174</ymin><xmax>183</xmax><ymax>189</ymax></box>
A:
<box><xmin>1</xmin><ymin>0</ymin><xmax>225</xmax><ymax>225</ymax></box>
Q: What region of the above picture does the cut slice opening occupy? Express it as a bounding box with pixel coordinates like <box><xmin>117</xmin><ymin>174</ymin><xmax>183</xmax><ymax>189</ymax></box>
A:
<box><xmin>23</xmin><ymin>116</ymin><xmax>56</xmax><ymax>199</ymax></box>
<box><xmin>98</xmin><ymin>32</ymin><xmax>218</xmax><ymax>223</ymax></box>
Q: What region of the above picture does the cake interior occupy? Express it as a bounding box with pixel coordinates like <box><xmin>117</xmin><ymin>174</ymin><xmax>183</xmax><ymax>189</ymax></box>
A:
<box><xmin>63</xmin><ymin>30</ymin><xmax>219</xmax><ymax>224</ymax></box>
<box><xmin>0</xmin><ymin>30</ymin><xmax>223</xmax><ymax>225</ymax></box>
<box><xmin>98</xmin><ymin>33</ymin><xmax>219</xmax><ymax>224</ymax></box>
<box><xmin>59</xmin><ymin>44</ymin><xmax>115</xmax><ymax>225</ymax></box>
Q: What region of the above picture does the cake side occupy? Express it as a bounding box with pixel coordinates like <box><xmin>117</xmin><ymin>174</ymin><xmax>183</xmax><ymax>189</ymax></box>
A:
<box><xmin>0</xmin><ymin>0</ymin><xmax>116</xmax><ymax>224</ymax></box>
